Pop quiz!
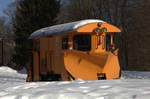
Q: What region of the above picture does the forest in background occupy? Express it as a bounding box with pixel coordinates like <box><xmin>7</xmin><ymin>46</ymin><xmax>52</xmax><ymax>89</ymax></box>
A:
<box><xmin>0</xmin><ymin>0</ymin><xmax>150</xmax><ymax>71</ymax></box>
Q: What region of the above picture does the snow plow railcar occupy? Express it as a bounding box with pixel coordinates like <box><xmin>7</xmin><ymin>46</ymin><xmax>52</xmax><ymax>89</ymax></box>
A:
<box><xmin>27</xmin><ymin>19</ymin><xmax>121</xmax><ymax>82</ymax></box>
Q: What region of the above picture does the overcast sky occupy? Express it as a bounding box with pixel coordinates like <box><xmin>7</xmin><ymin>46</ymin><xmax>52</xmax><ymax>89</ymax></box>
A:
<box><xmin>0</xmin><ymin>0</ymin><xmax>15</xmax><ymax>16</ymax></box>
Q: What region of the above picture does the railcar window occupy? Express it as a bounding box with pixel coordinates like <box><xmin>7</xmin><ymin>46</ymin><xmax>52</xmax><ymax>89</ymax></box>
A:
<box><xmin>73</xmin><ymin>34</ymin><xmax>91</xmax><ymax>51</ymax></box>
<box><xmin>113</xmin><ymin>34</ymin><xmax>119</xmax><ymax>49</ymax></box>
<box><xmin>35</xmin><ymin>40</ymin><xmax>40</xmax><ymax>53</ymax></box>
<box><xmin>105</xmin><ymin>34</ymin><xmax>111</xmax><ymax>51</ymax></box>
<box><xmin>62</xmin><ymin>36</ymin><xmax>69</xmax><ymax>49</ymax></box>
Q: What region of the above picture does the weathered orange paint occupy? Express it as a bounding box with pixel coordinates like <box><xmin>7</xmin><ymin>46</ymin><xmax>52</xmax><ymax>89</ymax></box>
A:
<box><xmin>77</xmin><ymin>22</ymin><xmax>121</xmax><ymax>33</ymax></box>
<box><xmin>32</xmin><ymin>51</ymin><xmax>40</xmax><ymax>81</ymax></box>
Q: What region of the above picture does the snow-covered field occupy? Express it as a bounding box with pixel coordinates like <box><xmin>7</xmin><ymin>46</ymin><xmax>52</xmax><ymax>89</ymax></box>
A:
<box><xmin>0</xmin><ymin>66</ymin><xmax>150</xmax><ymax>99</ymax></box>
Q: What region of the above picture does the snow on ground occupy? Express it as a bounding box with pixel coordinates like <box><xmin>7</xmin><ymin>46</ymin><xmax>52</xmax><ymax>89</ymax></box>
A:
<box><xmin>122</xmin><ymin>71</ymin><xmax>150</xmax><ymax>79</ymax></box>
<box><xmin>0</xmin><ymin>66</ymin><xmax>150</xmax><ymax>99</ymax></box>
<box><xmin>0</xmin><ymin>66</ymin><xmax>26</xmax><ymax>92</ymax></box>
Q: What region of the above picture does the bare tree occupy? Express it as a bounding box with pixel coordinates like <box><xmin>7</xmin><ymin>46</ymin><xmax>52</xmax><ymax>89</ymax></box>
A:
<box><xmin>127</xmin><ymin>0</ymin><xmax>150</xmax><ymax>68</ymax></box>
<box><xmin>0</xmin><ymin>17</ymin><xmax>7</xmax><ymax>38</ymax></box>
<box><xmin>3</xmin><ymin>1</ymin><xmax>18</xmax><ymax>25</ymax></box>
<box><xmin>56</xmin><ymin>0</ymin><xmax>130</xmax><ymax>68</ymax></box>
<box><xmin>56</xmin><ymin>0</ymin><xmax>104</xmax><ymax>23</ymax></box>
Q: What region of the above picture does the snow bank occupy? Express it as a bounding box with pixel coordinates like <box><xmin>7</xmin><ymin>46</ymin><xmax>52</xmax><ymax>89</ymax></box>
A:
<box><xmin>122</xmin><ymin>71</ymin><xmax>150</xmax><ymax>79</ymax></box>
<box><xmin>0</xmin><ymin>66</ymin><xmax>26</xmax><ymax>84</ymax></box>
<box><xmin>0</xmin><ymin>66</ymin><xmax>17</xmax><ymax>73</ymax></box>
<box><xmin>0</xmin><ymin>66</ymin><xmax>150</xmax><ymax>99</ymax></box>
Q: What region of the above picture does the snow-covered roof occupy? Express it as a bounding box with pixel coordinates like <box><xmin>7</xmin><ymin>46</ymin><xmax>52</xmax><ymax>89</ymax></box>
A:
<box><xmin>29</xmin><ymin>19</ymin><xmax>105</xmax><ymax>39</ymax></box>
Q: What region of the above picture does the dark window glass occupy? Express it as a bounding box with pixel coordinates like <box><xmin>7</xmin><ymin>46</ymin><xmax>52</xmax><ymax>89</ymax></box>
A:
<box><xmin>62</xmin><ymin>36</ymin><xmax>69</xmax><ymax>49</ymax></box>
<box><xmin>113</xmin><ymin>34</ymin><xmax>119</xmax><ymax>49</ymax></box>
<box><xmin>73</xmin><ymin>34</ymin><xmax>91</xmax><ymax>51</ymax></box>
<box><xmin>35</xmin><ymin>40</ymin><xmax>40</xmax><ymax>53</ymax></box>
<box><xmin>105</xmin><ymin>34</ymin><xmax>111</xmax><ymax>51</ymax></box>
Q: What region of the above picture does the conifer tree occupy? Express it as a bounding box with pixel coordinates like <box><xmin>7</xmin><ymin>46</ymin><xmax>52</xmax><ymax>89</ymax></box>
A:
<box><xmin>12</xmin><ymin>0</ymin><xmax>60</xmax><ymax>67</ymax></box>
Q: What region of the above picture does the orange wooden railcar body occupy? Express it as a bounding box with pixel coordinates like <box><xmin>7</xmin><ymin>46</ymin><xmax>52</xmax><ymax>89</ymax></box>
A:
<box><xmin>27</xmin><ymin>19</ymin><xmax>121</xmax><ymax>82</ymax></box>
